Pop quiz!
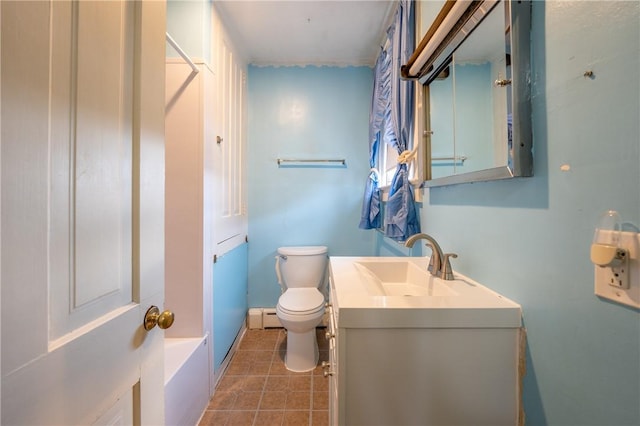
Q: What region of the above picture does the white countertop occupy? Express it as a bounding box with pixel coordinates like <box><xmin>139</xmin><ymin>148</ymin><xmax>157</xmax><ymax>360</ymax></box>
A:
<box><xmin>329</xmin><ymin>256</ymin><xmax>522</xmax><ymax>329</ymax></box>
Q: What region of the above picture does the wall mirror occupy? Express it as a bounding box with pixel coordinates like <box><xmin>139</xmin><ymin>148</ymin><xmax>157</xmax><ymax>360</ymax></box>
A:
<box><xmin>404</xmin><ymin>0</ymin><xmax>532</xmax><ymax>187</ymax></box>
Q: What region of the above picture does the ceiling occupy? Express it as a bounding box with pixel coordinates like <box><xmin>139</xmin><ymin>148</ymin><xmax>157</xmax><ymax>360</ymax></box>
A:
<box><xmin>214</xmin><ymin>0</ymin><xmax>397</xmax><ymax>67</ymax></box>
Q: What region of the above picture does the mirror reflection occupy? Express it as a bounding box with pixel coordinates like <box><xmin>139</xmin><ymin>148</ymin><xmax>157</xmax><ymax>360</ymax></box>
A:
<box><xmin>429</xmin><ymin>1</ymin><xmax>508</xmax><ymax>179</ymax></box>
<box><xmin>420</xmin><ymin>0</ymin><xmax>532</xmax><ymax>187</ymax></box>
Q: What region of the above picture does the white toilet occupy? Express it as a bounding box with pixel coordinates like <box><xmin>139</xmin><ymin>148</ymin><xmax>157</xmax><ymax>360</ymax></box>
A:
<box><xmin>275</xmin><ymin>246</ymin><xmax>328</xmax><ymax>372</ymax></box>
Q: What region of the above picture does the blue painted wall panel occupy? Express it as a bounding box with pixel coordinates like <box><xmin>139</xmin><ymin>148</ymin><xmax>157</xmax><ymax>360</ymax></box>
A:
<box><xmin>246</xmin><ymin>66</ymin><xmax>377</xmax><ymax>308</ymax></box>
<box><xmin>213</xmin><ymin>243</ymin><xmax>248</xmax><ymax>374</ymax></box>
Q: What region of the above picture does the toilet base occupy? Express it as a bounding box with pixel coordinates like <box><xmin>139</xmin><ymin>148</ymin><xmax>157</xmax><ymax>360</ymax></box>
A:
<box><xmin>284</xmin><ymin>329</ymin><xmax>319</xmax><ymax>372</ymax></box>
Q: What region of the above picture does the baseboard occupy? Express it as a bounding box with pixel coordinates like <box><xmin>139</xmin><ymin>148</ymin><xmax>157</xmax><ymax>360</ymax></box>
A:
<box><xmin>247</xmin><ymin>307</ymin><xmax>329</xmax><ymax>329</ymax></box>
<box><xmin>213</xmin><ymin>324</ymin><xmax>246</xmax><ymax>387</ymax></box>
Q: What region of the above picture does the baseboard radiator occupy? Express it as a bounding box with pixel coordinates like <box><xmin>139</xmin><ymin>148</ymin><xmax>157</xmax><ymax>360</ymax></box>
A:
<box><xmin>247</xmin><ymin>307</ymin><xmax>328</xmax><ymax>329</ymax></box>
<box><xmin>247</xmin><ymin>308</ymin><xmax>281</xmax><ymax>329</ymax></box>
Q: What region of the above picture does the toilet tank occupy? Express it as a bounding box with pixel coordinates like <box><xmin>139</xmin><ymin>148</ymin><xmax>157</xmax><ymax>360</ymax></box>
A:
<box><xmin>277</xmin><ymin>246</ymin><xmax>328</xmax><ymax>289</ymax></box>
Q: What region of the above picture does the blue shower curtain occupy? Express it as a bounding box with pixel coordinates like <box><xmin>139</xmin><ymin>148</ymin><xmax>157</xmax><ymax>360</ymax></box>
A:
<box><xmin>359</xmin><ymin>0</ymin><xmax>419</xmax><ymax>241</ymax></box>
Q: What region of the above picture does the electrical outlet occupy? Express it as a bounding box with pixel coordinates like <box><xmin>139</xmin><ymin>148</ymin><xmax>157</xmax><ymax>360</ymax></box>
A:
<box><xmin>605</xmin><ymin>256</ymin><xmax>629</xmax><ymax>289</ymax></box>
<box><xmin>594</xmin><ymin>232</ymin><xmax>639</xmax><ymax>309</ymax></box>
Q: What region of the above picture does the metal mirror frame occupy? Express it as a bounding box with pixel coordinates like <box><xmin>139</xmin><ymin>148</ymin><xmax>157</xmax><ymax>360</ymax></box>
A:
<box><xmin>420</xmin><ymin>0</ymin><xmax>532</xmax><ymax>188</ymax></box>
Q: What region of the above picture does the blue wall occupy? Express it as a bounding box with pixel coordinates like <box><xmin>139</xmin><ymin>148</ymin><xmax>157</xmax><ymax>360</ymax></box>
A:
<box><xmin>213</xmin><ymin>243</ymin><xmax>248</xmax><ymax>374</ymax></box>
<box><xmin>246</xmin><ymin>66</ymin><xmax>376</xmax><ymax>307</ymax></box>
<box><xmin>418</xmin><ymin>2</ymin><xmax>639</xmax><ymax>424</ymax></box>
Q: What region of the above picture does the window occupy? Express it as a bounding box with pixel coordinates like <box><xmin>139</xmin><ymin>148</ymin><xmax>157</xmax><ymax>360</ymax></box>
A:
<box><xmin>376</xmin><ymin>86</ymin><xmax>426</xmax><ymax>194</ymax></box>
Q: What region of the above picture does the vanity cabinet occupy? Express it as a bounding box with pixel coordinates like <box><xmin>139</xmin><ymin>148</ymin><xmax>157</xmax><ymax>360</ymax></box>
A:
<box><xmin>325</xmin><ymin>288</ymin><xmax>340</xmax><ymax>426</ymax></box>
<box><xmin>326</xmin><ymin>257</ymin><xmax>524</xmax><ymax>425</ymax></box>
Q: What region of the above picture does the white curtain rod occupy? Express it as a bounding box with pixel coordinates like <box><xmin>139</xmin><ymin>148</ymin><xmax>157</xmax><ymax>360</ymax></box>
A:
<box><xmin>166</xmin><ymin>32</ymin><xmax>199</xmax><ymax>74</ymax></box>
<box><xmin>408</xmin><ymin>0</ymin><xmax>472</xmax><ymax>77</ymax></box>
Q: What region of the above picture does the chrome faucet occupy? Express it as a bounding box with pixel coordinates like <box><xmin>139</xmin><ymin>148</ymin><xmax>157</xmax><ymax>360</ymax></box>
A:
<box><xmin>404</xmin><ymin>233</ymin><xmax>458</xmax><ymax>280</ymax></box>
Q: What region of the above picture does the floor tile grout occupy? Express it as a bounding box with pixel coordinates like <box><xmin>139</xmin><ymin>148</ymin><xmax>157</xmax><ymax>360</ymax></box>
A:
<box><xmin>199</xmin><ymin>328</ymin><xmax>329</xmax><ymax>426</ymax></box>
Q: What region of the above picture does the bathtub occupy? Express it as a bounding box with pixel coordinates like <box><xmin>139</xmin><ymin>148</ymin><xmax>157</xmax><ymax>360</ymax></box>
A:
<box><xmin>164</xmin><ymin>337</ymin><xmax>210</xmax><ymax>426</ymax></box>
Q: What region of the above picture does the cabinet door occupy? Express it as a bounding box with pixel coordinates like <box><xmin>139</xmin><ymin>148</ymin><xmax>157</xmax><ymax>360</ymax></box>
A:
<box><xmin>213</xmin><ymin>23</ymin><xmax>247</xmax><ymax>256</ymax></box>
<box><xmin>328</xmin><ymin>306</ymin><xmax>339</xmax><ymax>426</ymax></box>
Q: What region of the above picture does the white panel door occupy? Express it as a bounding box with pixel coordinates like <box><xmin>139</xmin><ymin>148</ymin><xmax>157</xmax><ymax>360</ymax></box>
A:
<box><xmin>1</xmin><ymin>1</ymin><xmax>166</xmax><ymax>424</ymax></box>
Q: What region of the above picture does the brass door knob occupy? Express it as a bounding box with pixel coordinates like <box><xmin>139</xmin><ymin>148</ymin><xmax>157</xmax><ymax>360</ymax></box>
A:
<box><xmin>143</xmin><ymin>306</ymin><xmax>175</xmax><ymax>331</ymax></box>
<box><xmin>494</xmin><ymin>78</ymin><xmax>512</xmax><ymax>87</ymax></box>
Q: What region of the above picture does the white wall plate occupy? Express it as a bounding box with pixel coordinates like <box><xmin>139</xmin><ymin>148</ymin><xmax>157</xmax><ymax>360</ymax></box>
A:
<box><xmin>594</xmin><ymin>232</ymin><xmax>640</xmax><ymax>309</ymax></box>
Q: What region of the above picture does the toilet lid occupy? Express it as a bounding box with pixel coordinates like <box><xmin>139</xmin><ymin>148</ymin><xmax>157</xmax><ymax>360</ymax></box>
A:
<box><xmin>277</xmin><ymin>246</ymin><xmax>328</xmax><ymax>256</ymax></box>
<box><xmin>278</xmin><ymin>288</ymin><xmax>324</xmax><ymax>314</ymax></box>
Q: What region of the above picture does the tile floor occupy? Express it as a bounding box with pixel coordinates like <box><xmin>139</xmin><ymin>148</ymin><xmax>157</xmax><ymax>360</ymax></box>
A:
<box><xmin>198</xmin><ymin>328</ymin><xmax>330</xmax><ymax>426</ymax></box>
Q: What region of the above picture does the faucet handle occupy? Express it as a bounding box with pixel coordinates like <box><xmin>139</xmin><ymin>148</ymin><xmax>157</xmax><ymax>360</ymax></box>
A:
<box><xmin>441</xmin><ymin>253</ymin><xmax>458</xmax><ymax>280</ymax></box>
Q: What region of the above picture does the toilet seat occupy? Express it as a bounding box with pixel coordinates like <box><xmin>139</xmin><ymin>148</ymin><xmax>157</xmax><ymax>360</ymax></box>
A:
<box><xmin>277</xmin><ymin>288</ymin><xmax>324</xmax><ymax>316</ymax></box>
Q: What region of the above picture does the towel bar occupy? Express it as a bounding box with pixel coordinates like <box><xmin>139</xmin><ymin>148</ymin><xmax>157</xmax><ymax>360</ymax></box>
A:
<box><xmin>277</xmin><ymin>158</ymin><xmax>346</xmax><ymax>165</ymax></box>
<box><xmin>432</xmin><ymin>155</ymin><xmax>467</xmax><ymax>162</ymax></box>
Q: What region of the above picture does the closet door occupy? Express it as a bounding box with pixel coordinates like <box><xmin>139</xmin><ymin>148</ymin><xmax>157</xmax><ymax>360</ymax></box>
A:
<box><xmin>1</xmin><ymin>1</ymin><xmax>166</xmax><ymax>424</ymax></box>
<box><xmin>214</xmin><ymin>29</ymin><xmax>247</xmax><ymax>256</ymax></box>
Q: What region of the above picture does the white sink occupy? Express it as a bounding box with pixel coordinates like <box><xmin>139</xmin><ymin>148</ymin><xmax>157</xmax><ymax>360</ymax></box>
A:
<box><xmin>329</xmin><ymin>256</ymin><xmax>521</xmax><ymax>328</ymax></box>
<box><xmin>353</xmin><ymin>260</ymin><xmax>458</xmax><ymax>297</ymax></box>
